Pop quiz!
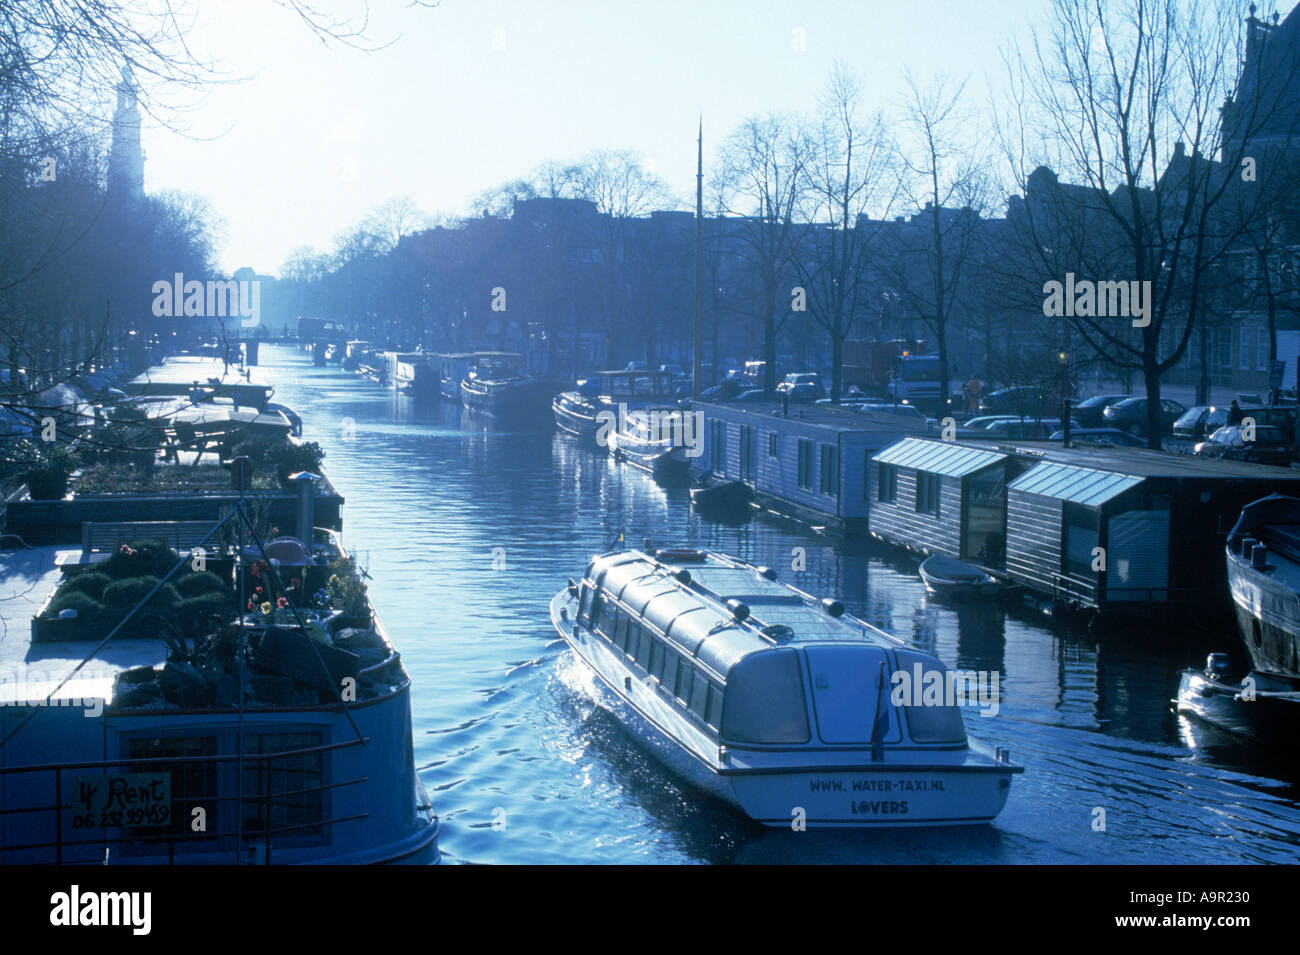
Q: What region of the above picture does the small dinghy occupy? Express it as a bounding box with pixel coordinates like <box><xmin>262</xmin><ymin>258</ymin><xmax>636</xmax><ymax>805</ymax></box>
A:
<box><xmin>919</xmin><ymin>555</ymin><xmax>1002</xmax><ymax>599</ymax></box>
<box><xmin>690</xmin><ymin>476</ymin><xmax>752</xmax><ymax>515</ymax></box>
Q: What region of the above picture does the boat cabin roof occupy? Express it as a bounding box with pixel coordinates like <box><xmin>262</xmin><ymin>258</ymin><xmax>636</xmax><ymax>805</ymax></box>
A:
<box><xmin>584</xmin><ymin>550</ymin><xmax>904</xmax><ymax>679</ymax></box>
<box><xmin>0</xmin><ymin>546</ymin><xmax>159</xmax><ymax>707</ymax></box>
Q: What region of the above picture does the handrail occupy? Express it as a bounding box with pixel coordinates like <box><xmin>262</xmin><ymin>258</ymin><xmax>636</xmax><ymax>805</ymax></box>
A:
<box><xmin>0</xmin><ymin>737</ymin><xmax>371</xmax><ymax>864</ymax></box>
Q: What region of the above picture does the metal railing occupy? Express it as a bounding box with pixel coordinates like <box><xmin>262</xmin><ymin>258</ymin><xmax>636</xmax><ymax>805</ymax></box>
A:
<box><xmin>0</xmin><ymin>737</ymin><xmax>369</xmax><ymax>864</ymax></box>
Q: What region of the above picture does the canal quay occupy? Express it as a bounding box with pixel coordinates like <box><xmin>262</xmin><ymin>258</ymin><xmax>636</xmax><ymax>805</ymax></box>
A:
<box><xmin>113</xmin><ymin>345</ymin><xmax>1294</xmax><ymax>865</ymax></box>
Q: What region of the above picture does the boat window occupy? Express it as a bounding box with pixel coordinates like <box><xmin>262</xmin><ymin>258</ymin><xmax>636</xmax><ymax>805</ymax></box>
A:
<box><xmin>243</xmin><ymin>732</ymin><xmax>326</xmax><ymax>837</ymax></box>
<box><xmin>690</xmin><ymin>670</ymin><xmax>711</xmax><ymax>717</ymax></box>
<box><xmin>126</xmin><ymin>735</ymin><xmax>219</xmax><ymax>837</ymax></box>
<box><xmin>706</xmin><ymin>684</ymin><xmax>724</xmax><ymax>730</ymax></box>
<box><xmin>675</xmin><ymin>660</ymin><xmax>694</xmax><ymax>702</ymax></box>
<box><xmin>819</xmin><ymin>444</ymin><xmax>838</xmax><ymax>495</ymax></box>
<box><xmin>578</xmin><ymin>585</ymin><xmax>592</xmax><ymax>625</ymax></box>
<box><xmin>648</xmin><ymin>639</ymin><xmax>664</xmax><ymax>678</ymax></box>
<box><xmin>916</xmin><ymin>472</ymin><xmax>940</xmax><ymax>516</ymax></box>
<box><xmin>599</xmin><ymin>602</ymin><xmax>619</xmax><ymax>641</ymax></box>
<box><xmin>797</xmin><ymin>439</ymin><xmax>814</xmax><ymax>489</ymax></box>
<box><xmin>614</xmin><ymin>613</ymin><xmax>629</xmax><ymax>650</ymax></box>
<box><xmin>623</xmin><ymin>622</ymin><xmax>639</xmax><ymax>657</ymax></box>
<box><xmin>590</xmin><ymin>592</ymin><xmax>604</xmax><ymax>632</ymax></box>
<box><xmin>903</xmin><ymin>702</ymin><xmax>966</xmax><ymax>744</ymax></box>
<box><xmin>720</xmin><ymin>651</ymin><xmax>810</xmax><ymax>744</ymax></box>
<box><xmin>660</xmin><ymin>651</ymin><xmax>679</xmax><ymax>688</ymax></box>
<box><xmin>635</xmin><ymin>628</ymin><xmax>655</xmax><ymax>669</ymax></box>
<box><xmin>878</xmin><ymin>463</ymin><xmax>897</xmax><ymax>503</ymax></box>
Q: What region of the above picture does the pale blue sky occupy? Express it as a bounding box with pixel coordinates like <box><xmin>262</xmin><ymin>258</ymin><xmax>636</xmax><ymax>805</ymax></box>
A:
<box><xmin>138</xmin><ymin>0</ymin><xmax>1288</xmax><ymax>275</ymax></box>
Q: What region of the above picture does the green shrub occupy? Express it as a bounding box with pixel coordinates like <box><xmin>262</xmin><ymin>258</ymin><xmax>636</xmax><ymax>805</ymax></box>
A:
<box><xmin>176</xmin><ymin>591</ymin><xmax>230</xmax><ymax>634</ymax></box>
<box><xmin>102</xmin><ymin>576</ymin><xmax>180</xmax><ymax>612</ymax></box>
<box><xmin>176</xmin><ymin>571</ymin><xmax>225</xmax><ymax>598</ymax></box>
<box><xmin>60</xmin><ymin>572</ymin><xmax>112</xmax><ymax>602</ymax></box>
<box><xmin>47</xmin><ymin>590</ymin><xmax>107</xmax><ymax>619</ymax></box>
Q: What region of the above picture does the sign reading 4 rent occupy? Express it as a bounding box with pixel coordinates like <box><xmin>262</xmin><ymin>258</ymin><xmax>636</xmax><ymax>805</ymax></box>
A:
<box><xmin>65</xmin><ymin>772</ymin><xmax>171</xmax><ymax>830</ymax></box>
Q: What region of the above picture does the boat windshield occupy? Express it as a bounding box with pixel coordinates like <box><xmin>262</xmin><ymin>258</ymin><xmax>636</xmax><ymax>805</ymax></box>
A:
<box><xmin>720</xmin><ymin>650</ymin><xmax>810</xmax><ymax>744</ymax></box>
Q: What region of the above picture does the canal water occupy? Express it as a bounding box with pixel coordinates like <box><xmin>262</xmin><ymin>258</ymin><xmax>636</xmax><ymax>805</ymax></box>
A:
<box><xmin>254</xmin><ymin>346</ymin><xmax>1299</xmax><ymax>863</ymax></box>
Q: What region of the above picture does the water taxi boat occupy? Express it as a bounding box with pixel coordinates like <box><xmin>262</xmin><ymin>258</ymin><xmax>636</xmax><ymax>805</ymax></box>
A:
<box><xmin>550</xmin><ymin>548</ymin><xmax>1022</xmax><ymax>827</ymax></box>
<box><xmin>0</xmin><ymin>527</ymin><xmax>440</xmax><ymax>864</ymax></box>
<box><xmin>918</xmin><ymin>555</ymin><xmax>1003</xmax><ymax>600</ymax></box>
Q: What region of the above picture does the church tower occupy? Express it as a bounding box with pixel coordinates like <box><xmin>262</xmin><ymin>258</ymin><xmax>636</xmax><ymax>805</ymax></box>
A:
<box><xmin>108</xmin><ymin>65</ymin><xmax>144</xmax><ymax>203</ymax></box>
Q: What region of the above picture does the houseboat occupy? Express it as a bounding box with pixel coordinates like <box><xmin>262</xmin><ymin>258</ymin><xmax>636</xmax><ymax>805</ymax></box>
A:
<box><xmin>393</xmin><ymin>356</ymin><xmax>436</xmax><ymax>399</ymax></box>
<box><xmin>433</xmin><ymin>352</ymin><xmax>477</xmax><ymax>402</ymax></box>
<box><xmin>459</xmin><ymin>352</ymin><xmax>548</xmax><ymax>421</ymax></box>
<box><xmin>694</xmin><ymin>401</ymin><xmax>924</xmax><ymax>532</ymax></box>
<box><xmin>0</xmin><ymin>525</ymin><xmax>441</xmax><ymax>864</ymax></box>
<box><xmin>553</xmin><ymin>369</ymin><xmax>677</xmax><ymax>444</ymax></box>
<box><xmin>550</xmin><ymin>547</ymin><xmax>1022</xmax><ymax>827</ymax></box>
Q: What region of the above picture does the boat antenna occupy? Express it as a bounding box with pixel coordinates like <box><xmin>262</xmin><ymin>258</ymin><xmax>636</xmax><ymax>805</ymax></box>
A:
<box><xmin>693</xmin><ymin>115</ymin><xmax>704</xmax><ymax>404</ymax></box>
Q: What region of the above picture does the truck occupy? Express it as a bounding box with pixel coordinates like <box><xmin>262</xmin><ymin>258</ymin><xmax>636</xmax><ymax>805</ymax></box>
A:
<box><xmin>843</xmin><ymin>340</ymin><xmax>931</xmax><ymax>395</ymax></box>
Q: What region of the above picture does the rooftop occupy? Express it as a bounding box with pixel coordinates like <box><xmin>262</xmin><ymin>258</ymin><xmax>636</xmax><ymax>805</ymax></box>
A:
<box><xmin>698</xmin><ymin>400</ymin><xmax>928</xmax><ymax>436</ymax></box>
<box><xmin>0</xmin><ymin>546</ymin><xmax>160</xmax><ymax>707</ymax></box>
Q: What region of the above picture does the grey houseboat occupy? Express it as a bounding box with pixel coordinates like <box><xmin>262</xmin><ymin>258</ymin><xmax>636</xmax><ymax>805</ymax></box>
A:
<box><xmin>694</xmin><ymin>402</ymin><xmax>923</xmax><ymax>531</ymax></box>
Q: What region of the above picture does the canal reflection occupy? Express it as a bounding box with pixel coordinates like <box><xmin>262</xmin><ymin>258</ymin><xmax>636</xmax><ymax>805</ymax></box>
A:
<box><xmin>246</xmin><ymin>348</ymin><xmax>1300</xmax><ymax>864</ymax></box>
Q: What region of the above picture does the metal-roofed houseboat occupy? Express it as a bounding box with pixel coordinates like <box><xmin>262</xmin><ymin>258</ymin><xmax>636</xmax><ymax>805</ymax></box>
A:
<box><xmin>550</xmin><ymin>548</ymin><xmax>1022</xmax><ymax>827</ymax></box>
<box><xmin>868</xmin><ymin>435</ymin><xmax>1300</xmax><ymax>617</ymax></box>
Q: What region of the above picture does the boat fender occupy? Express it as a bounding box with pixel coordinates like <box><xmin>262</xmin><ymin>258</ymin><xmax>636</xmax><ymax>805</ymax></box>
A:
<box><xmin>726</xmin><ymin>599</ymin><xmax>750</xmax><ymax>622</ymax></box>
<box><xmin>820</xmin><ymin>598</ymin><xmax>845</xmax><ymax>617</ymax></box>
<box><xmin>755</xmin><ymin>566</ymin><xmax>778</xmax><ymax>581</ymax></box>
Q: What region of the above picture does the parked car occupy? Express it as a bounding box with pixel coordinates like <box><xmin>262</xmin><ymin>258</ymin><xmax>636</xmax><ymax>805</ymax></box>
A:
<box><xmin>1102</xmin><ymin>397</ymin><xmax>1186</xmax><ymax>437</ymax></box>
<box><xmin>1071</xmin><ymin>393</ymin><xmax>1130</xmax><ymax>428</ymax></box>
<box><xmin>777</xmin><ymin>372</ymin><xmax>825</xmax><ymax>400</ymax></box>
<box><xmin>729</xmin><ymin>389</ymin><xmax>771</xmax><ymax>403</ymax></box>
<box><xmin>855</xmin><ymin>403</ymin><xmax>929</xmax><ymax>423</ymax></box>
<box><xmin>978</xmin><ymin>386</ymin><xmax>1046</xmax><ymax>416</ymax></box>
<box><xmin>983</xmin><ymin>417</ymin><xmax>1081</xmax><ymax>439</ymax></box>
<box><xmin>1174</xmin><ymin>403</ymin><xmax>1297</xmax><ymax>444</ymax></box>
<box><xmin>1046</xmin><ymin>427</ymin><xmax>1146</xmax><ymax>447</ymax></box>
<box><xmin>1193</xmin><ymin>425</ymin><xmax>1294</xmax><ymax>467</ymax></box>
<box><xmin>962</xmin><ymin>415</ymin><xmax>1021</xmax><ymax>430</ymax></box>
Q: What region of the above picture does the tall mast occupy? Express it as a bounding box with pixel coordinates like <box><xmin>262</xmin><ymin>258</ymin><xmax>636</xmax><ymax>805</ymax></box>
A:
<box><xmin>693</xmin><ymin>117</ymin><xmax>704</xmax><ymax>403</ymax></box>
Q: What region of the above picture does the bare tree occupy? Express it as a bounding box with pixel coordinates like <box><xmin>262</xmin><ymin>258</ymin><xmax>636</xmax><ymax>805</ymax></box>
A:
<box><xmin>889</xmin><ymin>73</ymin><xmax>990</xmax><ymax>416</ymax></box>
<box><xmin>717</xmin><ymin>115</ymin><xmax>814</xmax><ymax>393</ymax></box>
<box><xmin>797</xmin><ymin>64</ymin><xmax>898</xmax><ymax>401</ymax></box>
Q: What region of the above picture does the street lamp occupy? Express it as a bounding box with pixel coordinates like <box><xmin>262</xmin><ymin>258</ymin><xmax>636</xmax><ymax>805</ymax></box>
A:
<box><xmin>1058</xmin><ymin>349</ymin><xmax>1071</xmax><ymax>448</ymax></box>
